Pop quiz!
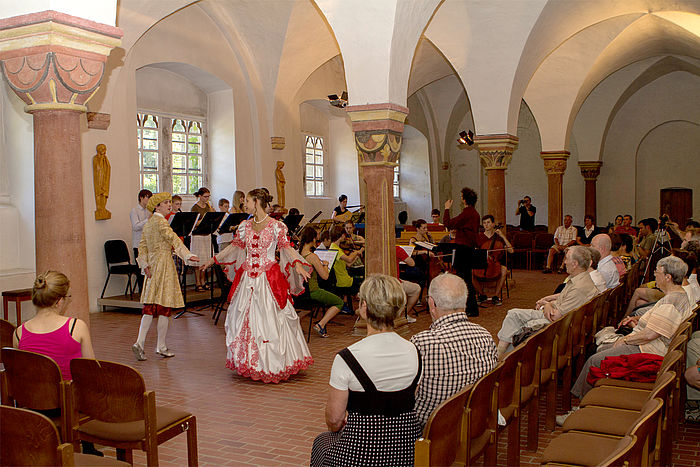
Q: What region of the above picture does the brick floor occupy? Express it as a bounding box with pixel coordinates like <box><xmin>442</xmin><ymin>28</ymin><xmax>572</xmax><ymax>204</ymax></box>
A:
<box><xmin>87</xmin><ymin>269</ymin><xmax>700</xmax><ymax>466</ymax></box>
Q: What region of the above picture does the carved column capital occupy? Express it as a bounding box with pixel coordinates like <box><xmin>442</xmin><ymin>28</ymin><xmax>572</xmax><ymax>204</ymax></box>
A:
<box><xmin>540</xmin><ymin>151</ymin><xmax>570</xmax><ymax>175</ymax></box>
<box><xmin>475</xmin><ymin>134</ymin><xmax>519</xmax><ymax>170</ymax></box>
<box><xmin>578</xmin><ymin>161</ymin><xmax>603</xmax><ymax>181</ymax></box>
<box><xmin>0</xmin><ymin>11</ymin><xmax>122</xmax><ymax>113</ymax></box>
<box><xmin>347</xmin><ymin>103</ymin><xmax>408</xmax><ymax>166</ymax></box>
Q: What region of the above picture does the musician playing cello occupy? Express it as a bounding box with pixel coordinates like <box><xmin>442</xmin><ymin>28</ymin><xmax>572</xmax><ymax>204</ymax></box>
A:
<box><xmin>473</xmin><ymin>215</ymin><xmax>513</xmax><ymax>306</ymax></box>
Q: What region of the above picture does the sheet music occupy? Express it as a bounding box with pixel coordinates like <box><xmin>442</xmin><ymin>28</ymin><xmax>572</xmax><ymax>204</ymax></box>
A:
<box><xmin>398</xmin><ymin>245</ymin><xmax>414</xmax><ymax>264</ymax></box>
<box><xmin>314</xmin><ymin>249</ymin><xmax>338</xmax><ymax>268</ymax></box>
<box><xmin>414</xmin><ymin>241</ymin><xmax>436</xmax><ymax>250</ymax></box>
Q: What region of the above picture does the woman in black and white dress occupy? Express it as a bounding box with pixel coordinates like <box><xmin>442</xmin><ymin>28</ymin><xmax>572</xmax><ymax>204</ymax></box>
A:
<box><xmin>311</xmin><ymin>274</ymin><xmax>421</xmax><ymax>467</ymax></box>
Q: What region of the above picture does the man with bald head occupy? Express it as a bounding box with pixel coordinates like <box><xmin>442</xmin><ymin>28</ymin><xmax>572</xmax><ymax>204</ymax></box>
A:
<box><xmin>411</xmin><ymin>273</ymin><xmax>498</xmax><ymax>427</ymax></box>
<box><xmin>591</xmin><ymin>233</ymin><xmax>620</xmax><ymax>290</ymax></box>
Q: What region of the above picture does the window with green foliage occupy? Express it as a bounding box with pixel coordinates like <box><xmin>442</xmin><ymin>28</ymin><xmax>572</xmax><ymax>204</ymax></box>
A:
<box><xmin>137</xmin><ymin>112</ymin><xmax>207</xmax><ymax>194</ymax></box>
<box><xmin>304</xmin><ymin>135</ymin><xmax>324</xmax><ymax>197</ymax></box>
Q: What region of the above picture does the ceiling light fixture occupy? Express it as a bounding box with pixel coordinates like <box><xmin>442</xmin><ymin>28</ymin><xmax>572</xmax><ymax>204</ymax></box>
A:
<box><xmin>328</xmin><ymin>91</ymin><xmax>348</xmax><ymax>108</ymax></box>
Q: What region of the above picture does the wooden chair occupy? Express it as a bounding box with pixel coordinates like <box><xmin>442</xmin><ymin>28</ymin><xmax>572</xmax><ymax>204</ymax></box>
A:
<box><xmin>511</xmin><ymin>232</ymin><xmax>533</xmax><ymax>269</ymax></box>
<box><xmin>542</xmin><ymin>435</ymin><xmax>638</xmax><ymax>467</ymax></box>
<box><xmin>69</xmin><ymin>358</ymin><xmax>198</xmax><ymax>466</ymax></box>
<box><xmin>497</xmin><ymin>340</ymin><xmax>526</xmax><ymax>466</ymax></box>
<box><xmin>0</xmin><ymin>319</ymin><xmax>16</xmax><ymax>360</ymax></box>
<box><xmin>535</xmin><ymin>322</ymin><xmax>559</xmax><ymax>431</ymax></box>
<box><xmin>0</xmin><ymin>405</ymin><xmax>128</xmax><ymax>467</ymax></box>
<box><xmin>528</xmin><ymin>232</ymin><xmax>554</xmax><ymax>270</ymax></box>
<box><xmin>569</xmin><ymin>299</ymin><xmax>596</xmax><ymax>409</ymax></box>
<box><xmin>414</xmin><ymin>385</ymin><xmax>472</xmax><ymax>467</ymax></box>
<box><xmin>457</xmin><ymin>363</ymin><xmax>503</xmax><ymax>466</ymax></box>
<box><xmin>552</xmin><ymin>309</ymin><xmax>577</xmax><ymax>417</ymax></box>
<box><xmin>0</xmin><ymin>348</ymin><xmax>71</xmax><ymax>443</ymax></box>
<box><xmin>568</xmin><ymin>371</ymin><xmax>675</xmax><ymax>466</ymax></box>
<box><xmin>519</xmin><ymin>329</ymin><xmax>543</xmax><ymax>451</ymax></box>
<box><xmin>541</xmin><ymin>398</ymin><xmax>663</xmax><ymax>467</ymax></box>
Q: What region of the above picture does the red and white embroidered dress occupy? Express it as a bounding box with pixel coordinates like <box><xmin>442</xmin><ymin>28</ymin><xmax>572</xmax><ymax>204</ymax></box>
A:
<box><xmin>215</xmin><ymin>219</ymin><xmax>313</xmax><ymax>383</ymax></box>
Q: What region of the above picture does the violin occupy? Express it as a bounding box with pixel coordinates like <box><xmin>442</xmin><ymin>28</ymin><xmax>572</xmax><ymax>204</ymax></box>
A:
<box><xmin>339</xmin><ymin>236</ymin><xmax>364</xmax><ymax>255</ymax></box>
<box><xmin>473</xmin><ymin>224</ymin><xmax>505</xmax><ymax>280</ymax></box>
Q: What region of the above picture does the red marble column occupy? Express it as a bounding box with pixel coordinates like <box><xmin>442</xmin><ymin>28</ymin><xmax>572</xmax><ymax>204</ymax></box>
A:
<box><xmin>540</xmin><ymin>151</ymin><xmax>570</xmax><ymax>234</ymax></box>
<box><xmin>0</xmin><ymin>11</ymin><xmax>122</xmax><ymax>323</ymax></box>
<box><xmin>346</xmin><ymin>104</ymin><xmax>408</xmax><ymax>277</ymax></box>
<box><xmin>475</xmin><ymin>134</ymin><xmax>519</xmax><ymax>231</ymax></box>
<box><xmin>578</xmin><ymin>161</ymin><xmax>603</xmax><ymax>219</ymax></box>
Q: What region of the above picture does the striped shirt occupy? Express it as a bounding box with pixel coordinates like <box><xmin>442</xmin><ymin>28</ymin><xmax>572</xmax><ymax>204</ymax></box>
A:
<box><xmin>410</xmin><ymin>312</ymin><xmax>498</xmax><ymax>427</ymax></box>
<box><xmin>553</xmin><ymin>225</ymin><xmax>577</xmax><ymax>247</ymax></box>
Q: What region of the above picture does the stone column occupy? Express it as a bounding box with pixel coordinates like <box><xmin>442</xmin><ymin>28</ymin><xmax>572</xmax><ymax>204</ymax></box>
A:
<box><xmin>0</xmin><ymin>11</ymin><xmax>122</xmax><ymax>323</ymax></box>
<box><xmin>474</xmin><ymin>134</ymin><xmax>519</xmax><ymax>230</ymax></box>
<box><xmin>540</xmin><ymin>151</ymin><xmax>570</xmax><ymax>234</ymax></box>
<box><xmin>346</xmin><ymin>104</ymin><xmax>408</xmax><ymax>277</ymax></box>
<box><xmin>578</xmin><ymin>161</ymin><xmax>602</xmax><ymax>220</ymax></box>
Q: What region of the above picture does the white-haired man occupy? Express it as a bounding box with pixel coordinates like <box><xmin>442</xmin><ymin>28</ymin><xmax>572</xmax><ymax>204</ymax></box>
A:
<box><xmin>411</xmin><ymin>273</ymin><xmax>498</xmax><ymax>427</ymax></box>
<box><xmin>496</xmin><ymin>246</ymin><xmax>599</xmax><ymax>357</ymax></box>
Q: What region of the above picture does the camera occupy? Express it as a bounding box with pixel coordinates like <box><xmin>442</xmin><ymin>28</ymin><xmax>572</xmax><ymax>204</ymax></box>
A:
<box><xmin>659</xmin><ymin>214</ymin><xmax>669</xmax><ymax>229</ymax></box>
<box><xmin>518</xmin><ymin>199</ymin><xmax>526</xmax><ymax>205</ymax></box>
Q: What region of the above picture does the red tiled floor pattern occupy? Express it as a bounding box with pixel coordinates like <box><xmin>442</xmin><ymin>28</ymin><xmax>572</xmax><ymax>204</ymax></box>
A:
<box><xmin>86</xmin><ymin>270</ymin><xmax>700</xmax><ymax>466</ymax></box>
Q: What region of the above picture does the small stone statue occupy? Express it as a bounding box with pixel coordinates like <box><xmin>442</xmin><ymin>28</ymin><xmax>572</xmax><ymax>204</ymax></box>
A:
<box><xmin>93</xmin><ymin>143</ymin><xmax>111</xmax><ymax>220</ymax></box>
<box><xmin>275</xmin><ymin>160</ymin><xmax>286</xmax><ymax>208</ymax></box>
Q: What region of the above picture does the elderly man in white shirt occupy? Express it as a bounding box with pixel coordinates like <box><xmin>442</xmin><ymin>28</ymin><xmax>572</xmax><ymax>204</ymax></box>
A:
<box><xmin>543</xmin><ymin>214</ymin><xmax>577</xmax><ymax>273</ymax></box>
<box><xmin>591</xmin><ymin>233</ymin><xmax>620</xmax><ymax>290</ymax></box>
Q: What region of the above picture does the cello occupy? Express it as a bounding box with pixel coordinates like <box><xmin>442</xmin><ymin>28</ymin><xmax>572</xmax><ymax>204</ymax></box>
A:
<box><xmin>473</xmin><ymin>225</ymin><xmax>506</xmax><ymax>281</ymax></box>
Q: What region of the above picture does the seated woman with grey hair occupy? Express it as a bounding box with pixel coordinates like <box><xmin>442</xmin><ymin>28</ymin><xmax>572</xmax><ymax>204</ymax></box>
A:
<box><xmin>311</xmin><ymin>274</ymin><xmax>421</xmax><ymax>467</ymax></box>
<box><xmin>563</xmin><ymin>256</ymin><xmax>693</xmax><ymax>423</ymax></box>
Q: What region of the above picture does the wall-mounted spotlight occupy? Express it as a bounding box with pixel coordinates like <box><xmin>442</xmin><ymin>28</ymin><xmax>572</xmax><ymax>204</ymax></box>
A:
<box><xmin>458</xmin><ymin>130</ymin><xmax>474</xmax><ymax>146</ymax></box>
<box><xmin>328</xmin><ymin>91</ymin><xmax>348</xmax><ymax>108</ymax></box>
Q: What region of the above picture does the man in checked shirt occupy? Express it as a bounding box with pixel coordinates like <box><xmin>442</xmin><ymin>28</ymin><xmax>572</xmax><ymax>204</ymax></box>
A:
<box><xmin>410</xmin><ymin>273</ymin><xmax>498</xmax><ymax>427</ymax></box>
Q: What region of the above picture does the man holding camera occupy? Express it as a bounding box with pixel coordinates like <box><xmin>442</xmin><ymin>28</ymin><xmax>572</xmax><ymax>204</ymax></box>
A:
<box><xmin>515</xmin><ymin>196</ymin><xmax>536</xmax><ymax>230</ymax></box>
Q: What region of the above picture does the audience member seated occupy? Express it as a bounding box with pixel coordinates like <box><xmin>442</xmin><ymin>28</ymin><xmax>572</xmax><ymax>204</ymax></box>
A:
<box><xmin>429</xmin><ymin>208</ymin><xmax>443</xmax><ymax>227</ymax></box>
<box><xmin>576</xmin><ymin>214</ymin><xmax>598</xmax><ymax>245</ymax></box>
<box><xmin>299</xmin><ymin>228</ymin><xmax>343</xmax><ymax>338</ymax></box>
<box><xmin>543</xmin><ymin>214</ymin><xmax>577</xmax><ymax>273</ymax></box>
<box><xmin>686</xmin><ymin>331</ymin><xmax>700</xmax><ymax>422</ymax></box>
<box><xmin>614</xmin><ymin>214</ymin><xmax>637</xmax><ymax>236</ymax></box>
<box><xmin>610</xmin><ymin>233</ymin><xmax>634</xmax><ymax>272</ymax></box>
<box><xmin>329</xmin><ymin>225</ymin><xmax>364</xmax><ymax>313</ymax></box>
<box><xmin>609</xmin><ymin>214</ymin><xmax>623</xmax><ymax>234</ymax></box>
<box><xmin>496</xmin><ymin>246</ymin><xmax>598</xmax><ymax>356</ymax></box>
<box><xmin>472</xmin><ymin>215</ymin><xmax>513</xmax><ymax>306</ymax></box>
<box><xmin>635</xmin><ymin>217</ymin><xmax>669</xmax><ymax>260</ymax></box>
<box><xmin>396</xmin><ymin>245</ymin><xmax>421</xmax><ymax>323</ymax></box>
<box><xmin>673</xmin><ymin>248</ymin><xmax>700</xmax><ymax>305</ymax></box>
<box><xmin>587</xmin><ymin>248</ymin><xmax>607</xmax><ymax>293</ymax></box>
<box><xmin>685</xmin><ymin>241</ymin><xmax>700</xmax><ymax>299</ymax></box>
<box><xmin>565</xmin><ymin>256</ymin><xmax>692</xmax><ymax>419</ymax></box>
<box><xmin>591</xmin><ymin>234</ymin><xmax>620</xmax><ymax>290</ymax></box>
<box><xmin>311</xmin><ymin>275</ymin><xmax>421</xmax><ymax>467</ymax></box>
<box><xmin>13</xmin><ymin>271</ymin><xmax>94</xmax><ymax>380</ymax></box>
<box><xmin>410</xmin><ymin>273</ymin><xmax>498</xmax><ymax>427</ymax></box>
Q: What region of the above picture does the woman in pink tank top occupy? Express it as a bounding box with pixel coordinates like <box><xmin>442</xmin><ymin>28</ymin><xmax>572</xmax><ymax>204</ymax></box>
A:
<box><xmin>13</xmin><ymin>271</ymin><xmax>95</xmax><ymax>380</ymax></box>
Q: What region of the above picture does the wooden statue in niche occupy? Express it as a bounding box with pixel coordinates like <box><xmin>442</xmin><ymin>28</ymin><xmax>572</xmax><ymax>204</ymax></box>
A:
<box><xmin>93</xmin><ymin>143</ymin><xmax>111</xmax><ymax>220</ymax></box>
<box><xmin>275</xmin><ymin>160</ymin><xmax>286</xmax><ymax>208</ymax></box>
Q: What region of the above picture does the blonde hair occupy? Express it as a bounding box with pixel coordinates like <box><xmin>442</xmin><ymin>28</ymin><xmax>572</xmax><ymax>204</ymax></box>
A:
<box><xmin>32</xmin><ymin>271</ymin><xmax>70</xmax><ymax>308</ymax></box>
<box><xmin>358</xmin><ymin>274</ymin><xmax>406</xmax><ymax>330</ymax></box>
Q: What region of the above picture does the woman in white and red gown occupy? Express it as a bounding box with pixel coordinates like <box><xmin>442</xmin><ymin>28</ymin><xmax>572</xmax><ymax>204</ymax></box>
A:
<box><xmin>201</xmin><ymin>188</ymin><xmax>313</xmax><ymax>383</ymax></box>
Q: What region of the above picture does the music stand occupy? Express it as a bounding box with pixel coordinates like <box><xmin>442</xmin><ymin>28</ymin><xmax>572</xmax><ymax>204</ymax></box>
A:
<box><xmin>350</xmin><ymin>211</ymin><xmax>365</xmax><ymax>224</ymax></box>
<box><xmin>169</xmin><ymin>212</ymin><xmax>198</xmax><ymax>237</ymax></box>
<box><xmin>218</xmin><ymin>213</ymin><xmax>248</xmax><ymax>236</ymax></box>
<box><xmin>176</xmin><ymin>211</ymin><xmax>226</xmax><ymax>319</ymax></box>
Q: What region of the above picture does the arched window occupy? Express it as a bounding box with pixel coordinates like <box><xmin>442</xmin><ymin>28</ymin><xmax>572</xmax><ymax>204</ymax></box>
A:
<box><xmin>304</xmin><ymin>135</ymin><xmax>325</xmax><ymax>197</ymax></box>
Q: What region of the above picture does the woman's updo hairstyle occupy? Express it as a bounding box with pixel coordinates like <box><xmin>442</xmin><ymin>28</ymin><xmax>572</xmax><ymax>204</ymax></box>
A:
<box><xmin>358</xmin><ymin>274</ymin><xmax>406</xmax><ymax>330</ymax></box>
<box><xmin>194</xmin><ymin>187</ymin><xmax>210</xmax><ymax>197</ymax></box>
<box><xmin>248</xmin><ymin>188</ymin><xmax>273</xmax><ymax>209</ymax></box>
<box><xmin>32</xmin><ymin>270</ymin><xmax>70</xmax><ymax>308</ymax></box>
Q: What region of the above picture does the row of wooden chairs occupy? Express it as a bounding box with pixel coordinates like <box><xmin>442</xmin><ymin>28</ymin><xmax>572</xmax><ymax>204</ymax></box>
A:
<box><xmin>0</xmin><ymin>348</ymin><xmax>198</xmax><ymax>466</ymax></box>
<box><xmin>414</xmin><ymin>259</ymin><xmax>697</xmax><ymax>465</ymax></box>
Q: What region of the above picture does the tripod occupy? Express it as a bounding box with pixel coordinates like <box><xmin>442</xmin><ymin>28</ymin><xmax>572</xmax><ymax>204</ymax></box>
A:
<box><xmin>641</xmin><ymin>226</ymin><xmax>672</xmax><ymax>285</ymax></box>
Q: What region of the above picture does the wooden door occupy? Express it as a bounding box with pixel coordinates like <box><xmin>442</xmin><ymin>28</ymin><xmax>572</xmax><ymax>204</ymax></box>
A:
<box><xmin>660</xmin><ymin>188</ymin><xmax>692</xmax><ymax>229</ymax></box>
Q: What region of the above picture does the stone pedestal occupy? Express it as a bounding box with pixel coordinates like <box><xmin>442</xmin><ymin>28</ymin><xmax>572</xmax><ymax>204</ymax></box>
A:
<box><xmin>0</xmin><ymin>11</ymin><xmax>122</xmax><ymax>323</ymax></box>
<box><xmin>346</xmin><ymin>104</ymin><xmax>408</xmax><ymax>277</ymax></box>
<box><xmin>475</xmin><ymin>134</ymin><xmax>518</xmax><ymax>230</ymax></box>
<box><xmin>578</xmin><ymin>161</ymin><xmax>602</xmax><ymax>220</ymax></box>
<box><xmin>540</xmin><ymin>151</ymin><xmax>570</xmax><ymax>234</ymax></box>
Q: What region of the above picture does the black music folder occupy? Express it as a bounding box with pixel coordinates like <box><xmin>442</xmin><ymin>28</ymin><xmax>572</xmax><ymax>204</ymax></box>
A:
<box><xmin>283</xmin><ymin>214</ymin><xmax>304</xmax><ymax>233</ymax></box>
<box><xmin>191</xmin><ymin>212</ymin><xmax>226</xmax><ymax>236</ymax></box>
<box><xmin>169</xmin><ymin>212</ymin><xmax>199</xmax><ymax>237</ymax></box>
<box><xmin>218</xmin><ymin>213</ymin><xmax>249</xmax><ymax>234</ymax></box>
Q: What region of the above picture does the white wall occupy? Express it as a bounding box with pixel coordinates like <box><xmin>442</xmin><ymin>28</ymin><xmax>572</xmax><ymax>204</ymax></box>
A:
<box><xmin>135</xmin><ymin>67</ymin><xmax>207</xmax><ymax>118</ymax></box>
<box><xmin>329</xmin><ymin>117</ymin><xmax>360</xmax><ymax>214</ymax></box>
<box><xmin>299</xmin><ymin>102</ymin><xmax>333</xmax><ymax>217</ymax></box>
<box><xmin>400</xmin><ymin>125</ymin><xmax>432</xmax><ymax>221</ymax></box>
<box><xmin>209</xmin><ymin>90</ymin><xmax>237</xmax><ymax>204</ymax></box>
